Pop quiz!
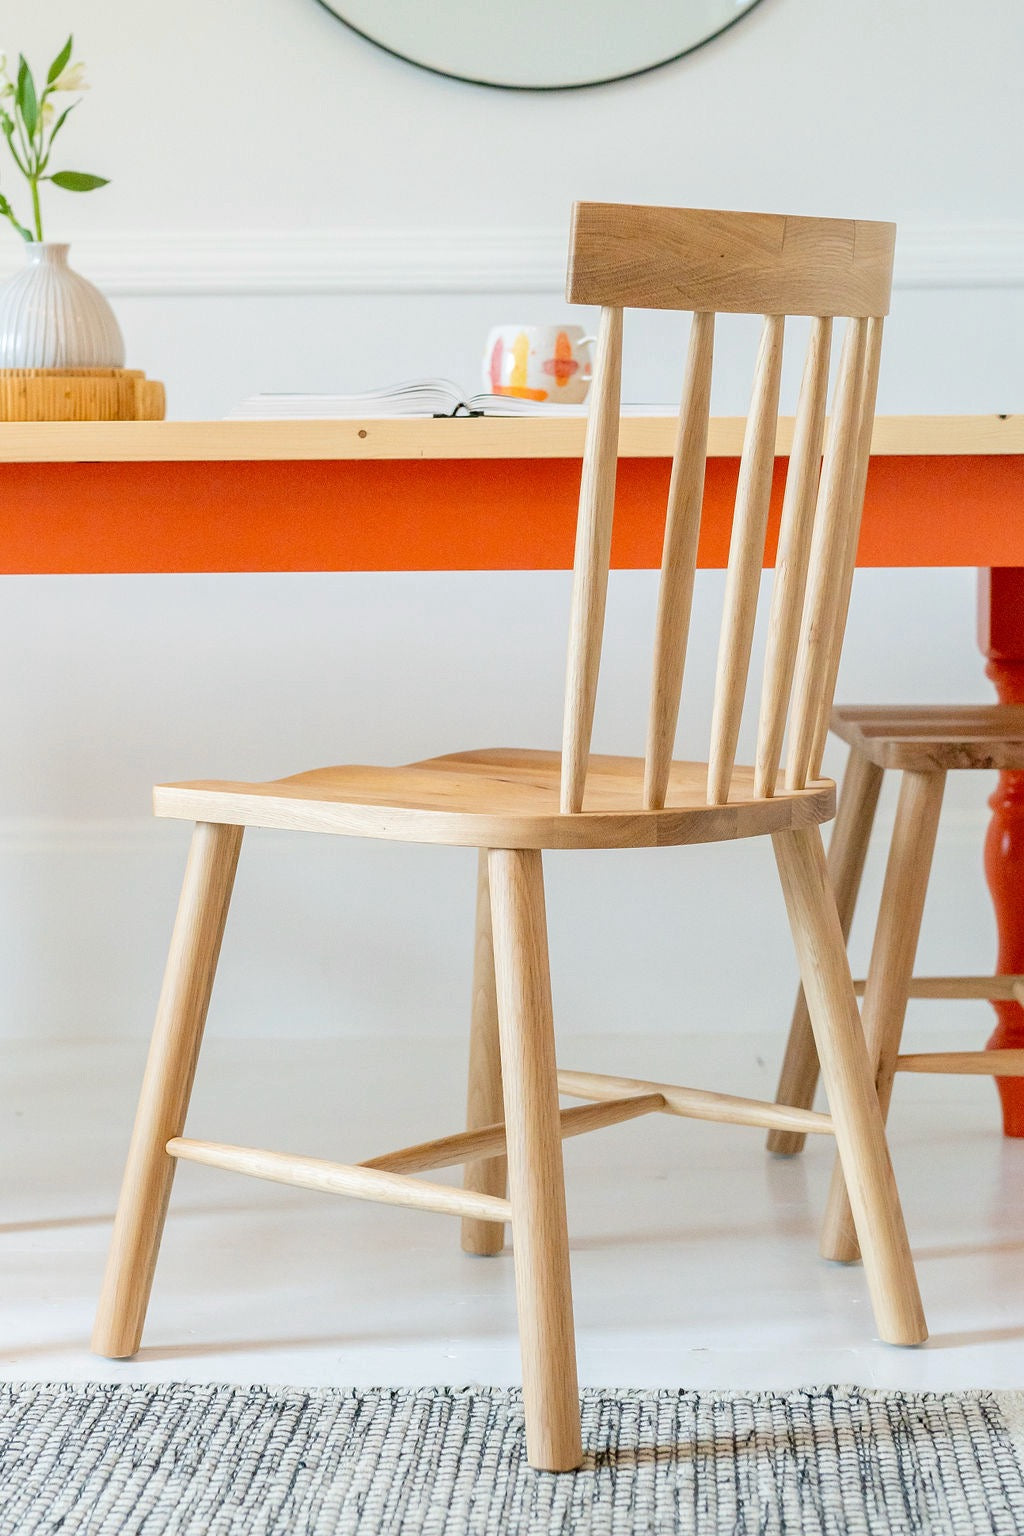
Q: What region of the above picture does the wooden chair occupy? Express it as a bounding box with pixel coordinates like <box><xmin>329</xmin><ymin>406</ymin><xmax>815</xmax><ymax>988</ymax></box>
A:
<box><xmin>92</xmin><ymin>203</ymin><xmax>926</xmax><ymax>1473</ymax></box>
<box><xmin>768</xmin><ymin>702</ymin><xmax>1024</xmax><ymax>1260</ymax></box>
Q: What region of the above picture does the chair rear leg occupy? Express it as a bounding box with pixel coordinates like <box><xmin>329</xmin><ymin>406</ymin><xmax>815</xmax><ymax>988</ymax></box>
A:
<box><xmin>489</xmin><ymin>848</ymin><xmax>582</xmax><ymax>1471</ymax></box>
<box><xmin>462</xmin><ymin>849</ymin><xmax>508</xmax><ymax>1256</ymax></box>
<box><xmin>769</xmin><ymin>747</ymin><xmax>883</xmax><ymax>1153</ymax></box>
<box><xmin>821</xmin><ymin>770</ymin><xmax>946</xmax><ymax>1261</ymax></box>
<box><xmin>773</xmin><ymin>824</ymin><xmax>927</xmax><ymax>1345</ymax></box>
<box><xmin>92</xmin><ymin>821</ymin><xmax>243</xmax><ymax>1358</ymax></box>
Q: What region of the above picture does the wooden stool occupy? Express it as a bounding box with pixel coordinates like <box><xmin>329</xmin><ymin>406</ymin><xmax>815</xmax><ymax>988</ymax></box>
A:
<box><xmin>769</xmin><ymin>703</ymin><xmax>1024</xmax><ymax>1261</ymax></box>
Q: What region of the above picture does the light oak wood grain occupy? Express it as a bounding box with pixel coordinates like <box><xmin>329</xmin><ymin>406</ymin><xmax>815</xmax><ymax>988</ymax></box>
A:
<box><xmin>560</xmin><ymin>305</ymin><xmax>623</xmax><ymax>814</ymax></box>
<box><xmin>154</xmin><ymin>749</ymin><xmax>835</xmax><ymax>851</ymax></box>
<box><xmin>0</xmin><ymin>367</ymin><xmax>165</xmax><ymax>422</ymax></box>
<box><xmin>643</xmin><ymin>310</ymin><xmax>714</xmax><ymax>810</ymax></box>
<box><xmin>774</xmin><ymin>706</ymin><xmax>1024</xmax><ymax>1191</ymax></box>
<box><xmin>489</xmin><ymin>849</ymin><xmax>581</xmax><ymax>1472</ymax></box>
<box><xmin>461</xmin><ymin>850</ymin><xmax>507</xmax><ymax>1255</ymax></box>
<box><xmin>896</xmin><ymin>1050</ymin><xmax>1024</xmax><ymax>1075</ymax></box>
<box><xmin>874</xmin><ymin>975</ymin><xmax>1024</xmax><ymax>1001</ymax></box>
<box><xmin>786</xmin><ymin>319</ymin><xmax>870</xmax><ymax>790</ymax></box>
<box><xmin>754</xmin><ymin>316</ymin><xmax>832</xmax><ymax>798</ymax></box>
<box><xmin>707</xmin><ymin>314</ymin><xmax>785</xmax><ymax>804</ymax></box>
<box><xmin>772</xmin><ymin>824</ymin><xmax>926</xmax><ymax>1345</ymax></box>
<box><xmin>366</xmin><ymin>1093</ymin><xmax>665</xmax><ymax>1175</ymax></box>
<box><xmin>768</xmin><ymin>747</ymin><xmax>883</xmax><ymax>1155</ymax></box>
<box><xmin>831</xmin><ymin>704</ymin><xmax>1024</xmax><ymax>771</ymax></box>
<box><xmin>95</xmin><ymin>206</ymin><xmax>925</xmax><ymax>1469</ymax></box>
<box><xmin>167</xmin><ymin>1138</ymin><xmax>513</xmax><ymax>1223</ymax></box>
<box><xmin>0</xmin><ymin>414</ymin><xmax>1016</xmax><ymax>465</ymax></box>
<box><xmin>567</xmin><ymin>204</ymin><xmax>895</xmax><ymax>316</ymax></box>
<box><xmin>821</xmin><ymin>769</ymin><xmax>946</xmax><ymax>1264</ymax></box>
<box><xmin>556</xmin><ymin>1069</ymin><xmax>833</xmax><ymax>1136</ymax></box>
<box><xmin>809</xmin><ymin>318</ymin><xmax>885</xmax><ymax>776</ymax></box>
<box><xmin>92</xmin><ymin>822</ymin><xmax>243</xmax><ymax>1358</ymax></box>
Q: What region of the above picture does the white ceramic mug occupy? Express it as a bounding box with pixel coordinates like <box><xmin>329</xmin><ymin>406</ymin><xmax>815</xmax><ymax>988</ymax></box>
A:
<box><xmin>483</xmin><ymin>324</ymin><xmax>595</xmax><ymax>404</ymax></box>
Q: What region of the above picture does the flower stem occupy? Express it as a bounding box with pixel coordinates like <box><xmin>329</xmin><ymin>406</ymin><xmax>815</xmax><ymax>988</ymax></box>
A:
<box><xmin>29</xmin><ymin>175</ymin><xmax>42</xmax><ymax>240</ymax></box>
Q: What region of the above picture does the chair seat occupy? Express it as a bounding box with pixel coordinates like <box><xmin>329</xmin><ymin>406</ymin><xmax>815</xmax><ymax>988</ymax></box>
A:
<box><xmin>154</xmin><ymin>748</ymin><xmax>835</xmax><ymax>850</ymax></box>
<box><xmin>830</xmin><ymin>704</ymin><xmax>1024</xmax><ymax>771</ymax></box>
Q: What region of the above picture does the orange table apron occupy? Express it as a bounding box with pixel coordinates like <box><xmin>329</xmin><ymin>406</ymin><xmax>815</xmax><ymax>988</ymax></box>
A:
<box><xmin>2</xmin><ymin>430</ymin><xmax>1023</xmax><ymax>1130</ymax></box>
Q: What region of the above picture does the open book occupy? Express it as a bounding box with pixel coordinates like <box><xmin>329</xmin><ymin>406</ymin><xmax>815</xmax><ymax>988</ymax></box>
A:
<box><xmin>226</xmin><ymin>378</ymin><xmax>593</xmax><ymax>420</ymax></box>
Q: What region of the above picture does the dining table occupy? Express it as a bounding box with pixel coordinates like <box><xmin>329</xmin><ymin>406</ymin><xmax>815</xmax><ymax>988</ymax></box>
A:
<box><xmin>2</xmin><ymin>412</ymin><xmax>1022</xmax><ymax>1130</ymax></box>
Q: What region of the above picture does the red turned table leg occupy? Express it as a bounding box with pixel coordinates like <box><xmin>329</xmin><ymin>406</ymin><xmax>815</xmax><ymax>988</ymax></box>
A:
<box><xmin>978</xmin><ymin>567</ymin><xmax>1024</xmax><ymax>1136</ymax></box>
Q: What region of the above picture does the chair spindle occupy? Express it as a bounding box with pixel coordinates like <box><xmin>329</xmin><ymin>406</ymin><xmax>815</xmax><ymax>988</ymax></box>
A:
<box><xmin>642</xmin><ymin>310</ymin><xmax>715</xmax><ymax>810</ymax></box>
<box><xmin>808</xmin><ymin>316</ymin><xmax>884</xmax><ymax>776</ymax></box>
<box><xmin>753</xmin><ymin>316</ymin><xmax>833</xmax><ymax>798</ymax></box>
<box><xmin>560</xmin><ymin>305</ymin><xmax>623</xmax><ymax>815</ymax></box>
<box><xmin>706</xmin><ymin>313</ymin><xmax>785</xmax><ymax>805</ymax></box>
<box><xmin>785</xmin><ymin>317</ymin><xmax>870</xmax><ymax>791</ymax></box>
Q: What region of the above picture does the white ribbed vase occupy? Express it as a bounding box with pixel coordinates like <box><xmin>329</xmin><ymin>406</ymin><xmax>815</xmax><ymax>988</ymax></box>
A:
<box><xmin>0</xmin><ymin>242</ymin><xmax>124</xmax><ymax>368</ymax></box>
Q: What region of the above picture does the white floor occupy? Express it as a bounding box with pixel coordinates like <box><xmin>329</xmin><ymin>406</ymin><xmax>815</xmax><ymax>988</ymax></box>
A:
<box><xmin>3</xmin><ymin>1033</ymin><xmax>1023</xmax><ymax>1392</ymax></box>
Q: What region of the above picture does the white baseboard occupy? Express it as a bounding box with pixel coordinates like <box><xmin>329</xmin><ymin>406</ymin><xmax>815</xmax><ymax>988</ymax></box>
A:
<box><xmin>0</xmin><ymin>224</ymin><xmax>1019</xmax><ymax>297</ymax></box>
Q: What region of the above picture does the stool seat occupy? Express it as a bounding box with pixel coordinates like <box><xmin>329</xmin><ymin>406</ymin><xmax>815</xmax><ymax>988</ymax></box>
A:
<box><xmin>830</xmin><ymin>704</ymin><xmax>1024</xmax><ymax>771</ymax></box>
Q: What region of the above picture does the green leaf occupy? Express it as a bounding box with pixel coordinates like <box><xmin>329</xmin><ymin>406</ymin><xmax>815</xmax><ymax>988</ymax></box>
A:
<box><xmin>16</xmin><ymin>56</ymin><xmax>38</xmax><ymax>139</ymax></box>
<box><xmin>46</xmin><ymin>35</ymin><xmax>73</xmax><ymax>86</ymax></box>
<box><xmin>45</xmin><ymin>100</ymin><xmax>77</xmax><ymax>148</ymax></box>
<box><xmin>48</xmin><ymin>169</ymin><xmax>109</xmax><ymax>191</ymax></box>
<box><xmin>0</xmin><ymin>190</ymin><xmax>34</xmax><ymax>242</ymax></box>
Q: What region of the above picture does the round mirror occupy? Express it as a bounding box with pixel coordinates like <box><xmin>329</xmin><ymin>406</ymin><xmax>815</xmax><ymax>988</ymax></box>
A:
<box><xmin>316</xmin><ymin>1</ymin><xmax>765</xmax><ymax>90</ymax></box>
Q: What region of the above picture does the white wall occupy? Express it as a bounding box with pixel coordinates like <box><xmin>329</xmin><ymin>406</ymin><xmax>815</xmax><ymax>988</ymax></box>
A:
<box><xmin>0</xmin><ymin>0</ymin><xmax>1020</xmax><ymax>1043</ymax></box>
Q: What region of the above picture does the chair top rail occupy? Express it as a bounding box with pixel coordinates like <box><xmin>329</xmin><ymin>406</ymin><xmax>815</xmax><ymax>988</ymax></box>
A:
<box><xmin>567</xmin><ymin>203</ymin><xmax>895</xmax><ymax>317</ymax></box>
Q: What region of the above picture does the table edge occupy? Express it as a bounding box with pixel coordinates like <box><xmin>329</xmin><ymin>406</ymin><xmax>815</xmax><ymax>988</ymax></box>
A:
<box><xmin>0</xmin><ymin>414</ymin><xmax>1018</xmax><ymax>463</ymax></box>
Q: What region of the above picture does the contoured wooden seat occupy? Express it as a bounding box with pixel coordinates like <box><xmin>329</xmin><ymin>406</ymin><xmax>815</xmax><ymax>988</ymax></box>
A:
<box><xmin>155</xmin><ymin>748</ymin><xmax>835</xmax><ymax>849</ymax></box>
<box><xmin>95</xmin><ymin>201</ymin><xmax>926</xmax><ymax>1474</ymax></box>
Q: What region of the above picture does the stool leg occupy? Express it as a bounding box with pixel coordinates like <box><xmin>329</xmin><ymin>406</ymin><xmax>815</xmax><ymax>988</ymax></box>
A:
<box><xmin>821</xmin><ymin>770</ymin><xmax>946</xmax><ymax>1262</ymax></box>
<box><xmin>489</xmin><ymin>848</ymin><xmax>582</xmax><ymax>1471</ymax></box>
<box><xmin>461</xmin><ymin>849</ymin><xmax>507</xmax><ymax>1256</ymax></box>
<box><xmin>773</xmin><ymin>825</ymin><xmax>927</xmax><ymax>1345</ymax></box>
<box><xmin>769</xmin><ymin>746</ymin><xmax>883</xmax><ymax>1154</ymax></box>
<box><xmin>92</xmin><ymin>822</ymin><xmax>243</xmax><ymax>1358</ymax></box>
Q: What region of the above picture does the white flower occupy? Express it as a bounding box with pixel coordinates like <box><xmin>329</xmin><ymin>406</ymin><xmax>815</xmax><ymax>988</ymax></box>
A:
<box><xmin>50</xmin><ymin>60</ymin><xmax>88</xmax><ymax>92</ymax></box>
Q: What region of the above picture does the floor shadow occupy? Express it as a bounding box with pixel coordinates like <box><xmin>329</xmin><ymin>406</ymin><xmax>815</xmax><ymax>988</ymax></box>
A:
<box><xmin>0</xmin><ymin>1200</ymin><xmax>293</xmax><ymax>1237</ymax></box>
<box><xmin>925</xmin><ymin>1324</ymin><xmax>1024</xmax><ymax>1349</ymax></box>
<box><xmin>913</xmin><ymin>1237</ymin><xmax>1024</xmax><ymax>1263</ymax></box>
<box><xmin>568</xmin><ymin>1217</ymin><xmax>815</xmax><ymax>1253</ymax></box>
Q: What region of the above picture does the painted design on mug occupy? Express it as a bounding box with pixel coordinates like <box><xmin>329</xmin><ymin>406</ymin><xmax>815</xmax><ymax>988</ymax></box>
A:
<box><xmin>488</xmin><ymin>335</ymin><xmax>504</xmax><ymax>392</ymax></box>
<box><xmin>542</xmin><ymin>330</ymin><xmax>580</xmax><ymax>389</ymax></box>
<box><xmin>494</xmin><ymin>329</ymin><xmax>548</xmax><ymax>400</ymax></box>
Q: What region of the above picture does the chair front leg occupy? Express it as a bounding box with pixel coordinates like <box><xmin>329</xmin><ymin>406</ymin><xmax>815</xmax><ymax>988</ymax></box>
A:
<box><xmin>769</xmin><ymin>746</ymin><xmax>883</xmax><ymax>1154</ymax></box>
<box><xmin>773</xmin><ymin>824</ymin><xmax>927</xmax><ymax>1346</ymax></box>
<box><xmin>488</xmin><ymin>848</ymin><xmax>582</xmax><ymax>1472</ymax></box>
<box><xmin>462</xmin><ymin>849</ymin><xmax>507</xmax><ymax>1256</ymax></box>
<box><xmin>821</xmin><ymin>769</ymin><xmax>946</xmax><ymax>1261</ymax></box>
<box><xmin>92</xmin><ymin>821</ymin><xmax>243</xmax><ymax>1358</ymax></box>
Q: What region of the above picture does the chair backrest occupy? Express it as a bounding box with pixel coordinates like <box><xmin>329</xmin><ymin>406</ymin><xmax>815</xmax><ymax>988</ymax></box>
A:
<box><xmin>560</xmin><ymin>201</ymin><xmax>894</xmax><ymax>814</ymax></box>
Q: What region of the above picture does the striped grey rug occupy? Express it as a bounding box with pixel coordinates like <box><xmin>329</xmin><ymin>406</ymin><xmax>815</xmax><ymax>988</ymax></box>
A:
<box><xmin>0</xmin><ymin>1384</ymin><xmax>1022</xmax><ymax>1535</ymax></box>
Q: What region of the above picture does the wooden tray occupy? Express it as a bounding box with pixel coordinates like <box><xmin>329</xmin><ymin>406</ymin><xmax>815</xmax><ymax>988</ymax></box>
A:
<box><xmin>0</xmin><ymin>367</ymin><xmax>166</xmax><ymax>421</ymax></box>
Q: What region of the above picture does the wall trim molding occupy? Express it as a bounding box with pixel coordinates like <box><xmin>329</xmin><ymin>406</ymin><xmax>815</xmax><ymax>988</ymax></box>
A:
<box><xmin>0</xmin><ymin>224</ymin><xmax>1020</xmax><ymax>297</ymax></box>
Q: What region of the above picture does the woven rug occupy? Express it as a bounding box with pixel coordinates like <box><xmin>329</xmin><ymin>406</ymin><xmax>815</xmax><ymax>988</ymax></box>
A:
<box><xmin>1</xmin><ymin>1384</ymin><xmax>1022</xmax><ymax>1535</ymax></box>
